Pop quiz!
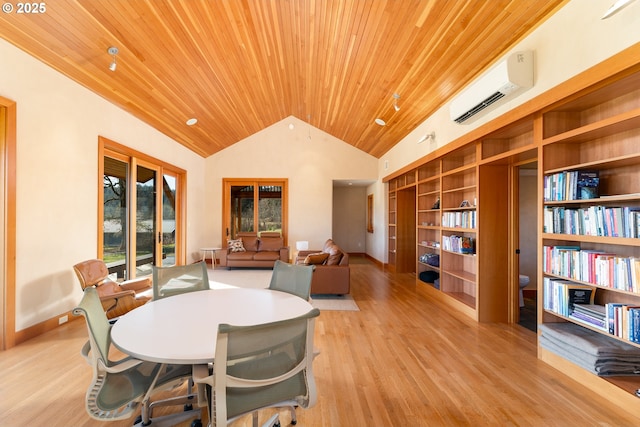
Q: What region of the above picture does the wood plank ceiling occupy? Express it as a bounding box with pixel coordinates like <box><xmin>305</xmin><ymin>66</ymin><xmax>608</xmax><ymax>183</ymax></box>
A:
<box><xmin>0</xmin><ymin>0</ymin><xmax>568</xmax><ymax>158</ymax></box>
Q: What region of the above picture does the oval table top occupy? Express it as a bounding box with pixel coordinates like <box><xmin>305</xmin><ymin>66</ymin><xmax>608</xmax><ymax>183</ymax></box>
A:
<box><xmin>111</xmin><ymin>287</ymin><xmax>313</xmax><ymax>364</ymax></box>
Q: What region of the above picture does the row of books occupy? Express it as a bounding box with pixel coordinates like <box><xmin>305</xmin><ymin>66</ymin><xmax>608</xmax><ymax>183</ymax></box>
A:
<box><xmin>543</xmin><ymin>277</ymin><xmax>596</xmax><ymax>318</ymax></box>
<box><xmin>570</xmin><ymin>304</ymin><xmax>607</xmax><ymax>331</ymax></box>
<box><xmin>543</xmin><ymin>205</ymin><xmax>640</xmax><ymax>238</ymax></box>
<box><xmin>442</xmin><ymin>235</ymin><xmax>475</xmax><ymax>254</ymax></box>
<box><xmin>543</xmin><ymin>245</ymin><xmax>640</xmax><ymax>293</ymax></box>
<box><xmin>558</xmin><ymin>302</ymin><xmax>640</xmax><ymax>343</ymax></box>
<box><xmin>606</xmin><ymin>303</ymin><xmax>640</xmax><ymax>342</ymax></box>
<box><xmin>544</xmin><ymin>170</ymin><xmax>599</xmax><ymax>201</ymax></box>
<box><xmin>542</xmin><ymin>278</ymin><xmax>640</xmax><ymax>341</ymax></box>
<box><xmin>441</xmin><ymin>210</ymin><xmax>476</xmax><ymax>229</ymax></box>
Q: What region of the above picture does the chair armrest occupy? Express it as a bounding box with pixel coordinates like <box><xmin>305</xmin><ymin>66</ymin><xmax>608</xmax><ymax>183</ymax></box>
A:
<box><xmin>297</xmin><ymin>250</ymin><xmax>322</xmax><ymax>257</ymax></box>
<box><xmin>99</xmin><ymin>289</ymin><xmax>137</xmax><ymax>300</ymax></box>
<box><xmin>219</xmin><ymin>249</ymin><xmax>228</xmax><ymax>267</ymax></box>
<box><xmin>80</xmin><ymin>340</ymin><xmax>92</xmax><ymax>365</ymax></box>
<box><xmin>192</xmin><ymin>363</ymin><xmax>213</xmax><ymax>407</ymax></box>
<box><xmin>192</xmin><ymin>364</ymin><xmax>213</xmax><ymax>385</ymax></box>
<box><xmin>101</xmin><ymin>356</ymin><xmax>144</xmax><ymax>373</ymax></box>
<box><xmin>104</xmin><ymin>293</ymin><xmax>144</xmax><ymax>318</ymax></box>
<box><xmin>120</xmin><ymin>276</ymin><xmax>152</xmax><ymax>292</ymax></box>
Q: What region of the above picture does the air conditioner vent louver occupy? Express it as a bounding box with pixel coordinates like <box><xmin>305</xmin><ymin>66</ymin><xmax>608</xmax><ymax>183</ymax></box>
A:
<box><xmin>450</xmin><ymin>51</ymin><xmax>533</xmax><ymax>124</ymax></box>
<box><xmin>453</xmin><ymin>91</ymin><xmax>505</xmax><ymax>124</ymax></box>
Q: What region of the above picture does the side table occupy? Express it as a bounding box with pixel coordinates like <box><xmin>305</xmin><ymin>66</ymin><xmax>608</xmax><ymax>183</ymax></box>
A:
<box><xmin>200</xmin><ymin>247</ymin><xmax>221</xmax><ymax>269</ymax></box>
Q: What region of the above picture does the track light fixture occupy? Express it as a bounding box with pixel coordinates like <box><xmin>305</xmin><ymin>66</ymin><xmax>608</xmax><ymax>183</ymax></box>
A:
<box><xmin>107</xmin><ymin>46</ymin><xmax>118</xmax><ymax>72</ymax></box>
<box><xmin>393</xmin><ymin>93</ymin><xmax>401</xmax><ymax>112</ymax></box>
<box><xmin>602</xmin><ymin>0</ymin><xmax>637</xmax><ymax>19</ymax></box>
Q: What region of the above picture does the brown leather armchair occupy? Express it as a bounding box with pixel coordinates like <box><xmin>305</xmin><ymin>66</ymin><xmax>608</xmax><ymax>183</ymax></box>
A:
<box><xmin>296</xmin><ymin>239</ymin><xmax>350</xmax><ymax>295</ymax></box>
<box><xmin>73</xmin><ymin>259</ymin><xmax>152</xmax><ymax>319</ymax></box>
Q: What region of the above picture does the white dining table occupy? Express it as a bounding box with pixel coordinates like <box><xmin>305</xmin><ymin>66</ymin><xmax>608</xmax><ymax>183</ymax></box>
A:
<box><xmin>110</xmin><ymin>287</ymin><xmax>314</xmax><ymax>364</ymax></box>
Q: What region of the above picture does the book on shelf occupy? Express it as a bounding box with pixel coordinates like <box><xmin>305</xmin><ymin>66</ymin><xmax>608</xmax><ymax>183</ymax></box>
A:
<box><xmin>568</xmin><ymin>286</ymin><xmax>595</xmax><ymax>307</ymax></box>
<box><xmin>442</xmin><ymin>235</ymin><xmax>475</xmax><ymax>255</ymax></box>
<box><xmin>460</xmin><ymin>236</ymin><xmax>474</xmax><ymax>254</ymax></box>
<box><xmin>543</xmin><ymin>205</ymin><xmax>640</xmax><ymax>238</ymax></box>
<box><xmin>543</xmin><ymin>170</ymin><xmax>600</xmax><ymax>201</ymax></box>
<box><xmin>543</xmin><ymin>277</ymin><xmax>594</xmax><ymax>317</ymax></box>
<box><xmin>543</xmin><ymin>246</ymin><xmax>640</xmax><ymax>292</ymax></box>
<box><xmin>569</xmin><ymin>303</ymin><xmax>607</xmax><ymax>330</ymax></box>
<box><xmin>577</xmin><ymin>170</ymin><xmax>599</xmax><ymax>200</ymax></box>
<box><xmin>605</xmin><ymin>303</ymin><xmax>640</xmax><ymax>342</ymax></box>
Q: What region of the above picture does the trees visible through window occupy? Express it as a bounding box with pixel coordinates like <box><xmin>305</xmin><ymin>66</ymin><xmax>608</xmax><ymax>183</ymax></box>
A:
<box><xmin>223</xmin><ymin>179</ymin><xmax>288</xmax><ymax>242</ymax></box>
<box><xmin>100</xmin><ymin>137</ymin><xmax>185</xmax><ymax>279</ymax></box>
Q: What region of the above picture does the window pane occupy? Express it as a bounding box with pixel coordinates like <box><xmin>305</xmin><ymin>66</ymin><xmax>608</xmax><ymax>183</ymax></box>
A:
<box><xmin>136</xmin><ymin>165</ymin><xmax>156</xmax><ymax>276</ymax></box>
<box><xmin>162</xmin><ymin>174</ymin><xmax>176</xmax><ymax>266</ymax></box>
<box><xmin>231</xmin><ymin>185</ymin><xmax>254</xmax><ymax>236</ymax></box>
<box><xmin>258</xmin><ymin>185</ymin><xmax>282</xmax><ymax>233</ymax></box>
<box><xmin>103</xmin><ymin>157</ymin><xmax>128</xmax><ymax>279</ymax></box>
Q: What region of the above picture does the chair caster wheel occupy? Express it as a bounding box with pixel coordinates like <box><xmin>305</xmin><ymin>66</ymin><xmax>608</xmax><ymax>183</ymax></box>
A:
<box><xmin>133</xmin><ymin>415</ymin><xmax>142</xmax><ymax>425</ymax></box>
<box><xmin>184</xmin><ymin>403</ymin><xmax>193</xmax><ymax>411</ymax></box>
<box><xmin>191</xmin><ymin>419</ymin><xmax>202</xmax><ymax>427</ymax></box>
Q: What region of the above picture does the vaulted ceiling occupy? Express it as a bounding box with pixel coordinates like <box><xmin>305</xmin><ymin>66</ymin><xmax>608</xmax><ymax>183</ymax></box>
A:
<box><xmin>0</xmin><ymin>0</ymin><xmax>567</xmax><ymax>158</ymax></box>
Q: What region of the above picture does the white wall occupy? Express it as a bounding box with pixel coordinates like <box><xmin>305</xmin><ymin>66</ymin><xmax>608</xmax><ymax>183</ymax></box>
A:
<box><xmin>374</xmin><ymin>0</ymin><xmax>640</xmax><ymax>263</ymax></box>
<box><xmin>205</xmin><ymin>116</ymin><xmax>378</xmax><ymax>252</ymax></box>
<box><xmin>0</xmin><ymin>38</ymin><xmax>208</xmax><ymax>331</ymax></box>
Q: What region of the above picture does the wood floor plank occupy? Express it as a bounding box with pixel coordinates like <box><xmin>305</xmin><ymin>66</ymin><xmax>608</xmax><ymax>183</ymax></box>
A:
<box><xmin>1</xmin><ymin>256</ymin><xmax>639</xmax><ymax>426</ymax></box>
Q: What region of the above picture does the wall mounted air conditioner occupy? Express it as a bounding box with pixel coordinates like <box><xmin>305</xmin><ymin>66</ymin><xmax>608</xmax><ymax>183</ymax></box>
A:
<box><xmin>450</xmin><ymin>51</ymin><xmax>533</xmax><ymax>124</ymax></box>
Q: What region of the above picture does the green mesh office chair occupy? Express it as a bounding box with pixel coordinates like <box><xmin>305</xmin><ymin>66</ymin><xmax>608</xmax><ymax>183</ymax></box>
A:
<box><xmin>268</xmin><ymin>260</ymin><xmax>314</xmax><ymax>300</ymax></box>
<box><xmin>151</xmin><ymin>260</ymin><xmax>211</xmax><ymax>424</ymax></box>
<box><xmin>152</xmin><ymin>261</ymin><xmax>210</xmax><ymax>300</ymax></box>
<box><xmin>269</xmin><ymin>259</ymin><xmax>320</xmax><ymax>363</ymax></box>
<box><xmin>73</xmin><ymin>287</ymin><xmax>199</xmax><ymax>425</ymax></box>
<box><xmin>193</xmin><ymin>308</ymin><xmax>320</xmax><ymax>427</ymax></box>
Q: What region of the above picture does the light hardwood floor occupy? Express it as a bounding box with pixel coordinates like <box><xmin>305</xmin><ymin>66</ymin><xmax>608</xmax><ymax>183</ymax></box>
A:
<box><xmin>2</xmin><ymin>257</ymin><xmax>640</xmax><ymax>427</ymax></box>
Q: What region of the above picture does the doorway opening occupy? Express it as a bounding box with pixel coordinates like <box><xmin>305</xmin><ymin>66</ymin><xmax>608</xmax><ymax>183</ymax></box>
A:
<box><xmin>516</xmin><ymin>161</ymin><xmax>538</xmax><ymax>332</ymax></box>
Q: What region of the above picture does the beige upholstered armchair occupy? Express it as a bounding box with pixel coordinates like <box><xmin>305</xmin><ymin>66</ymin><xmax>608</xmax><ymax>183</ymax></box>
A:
<box><xmin>73</xmin><ymin>258</ymin><xmax>152</xmax><ymax>319</ymax></box>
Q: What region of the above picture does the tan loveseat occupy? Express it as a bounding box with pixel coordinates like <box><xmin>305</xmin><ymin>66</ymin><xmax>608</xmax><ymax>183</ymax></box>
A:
<box><xmin>221</xmin><ymin>232</ymin><xmax>290</xmax><ymax>268</ymax></box>
<box><xmin>295</xmin><ymin>238</ymin><xmax>350</xmax><ymax>295</ymax></box>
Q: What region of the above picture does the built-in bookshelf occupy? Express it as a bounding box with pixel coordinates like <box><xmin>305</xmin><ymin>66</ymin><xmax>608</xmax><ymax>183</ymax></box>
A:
<box><xmin>417</xmin><ymin>159</ymin><xmax>441</xmax><ymax>282</ymax></box>
<box><xmin>539</xmin><ymin>68</ymin><xmax>640</xmax><ymax>408</ymax></box>
<box><xmin>440</xmin><ymin>145</ymin><xmax>478</xmax><ymax>311</ymax></box>
<box><xmin>388</xmin><ymin>182</ymin><xmax>397</xmax><ymax>270</ymax></box>
<box><xmin>388</xmin><ymin>170</ymin><xmax>418</xmax><ymax>273</ymax></box>
<box><xmin>384</xmin><ymin>45</ymin><xmax>640</xmax><ymax>415</ymax></box>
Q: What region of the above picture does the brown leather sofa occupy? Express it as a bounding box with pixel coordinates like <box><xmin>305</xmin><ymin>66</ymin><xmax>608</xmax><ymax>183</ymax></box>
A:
<box><xmin>296</xmin><ymin>238</ymin><xmax>350</xmax><ymax>295</ymax></box>
<box><xmin>221</xmin><ymin>232</ymin><xmax>290</xmax><ymax>268</ymax></box>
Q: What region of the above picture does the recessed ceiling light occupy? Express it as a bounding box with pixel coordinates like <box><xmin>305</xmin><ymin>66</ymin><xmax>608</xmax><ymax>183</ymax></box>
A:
<box><xmin>186</xmin><ymin>118</ymin><xmax>198</xmax><ymax>126</ymax></box>
<box><xmin>375</xmin><ymin>118</ymin><xmax>386</xmax><ymax>126</ymax></box>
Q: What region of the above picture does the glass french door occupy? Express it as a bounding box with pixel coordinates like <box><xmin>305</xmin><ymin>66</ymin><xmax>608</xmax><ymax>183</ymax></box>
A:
<box><xmin>134</xmin><ymin>161</ymin><xmax>158</xmax><ymax>275</ymax></box>
<box><xmin>101</xmin><ymin>139</ymin><xmax>184</xmax><ymax>279</ymax></box>
<box><xmin>223</xmin><ymin>179</ymin><xmax>288</xmax><ymax>241</ymax></box>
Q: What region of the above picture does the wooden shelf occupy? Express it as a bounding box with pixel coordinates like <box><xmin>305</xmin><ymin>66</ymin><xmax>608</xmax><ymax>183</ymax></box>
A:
<box><xmin>539</xmin><ymin>66</ymin><xmax>640</xmax><ymax>413</ymax></box>
<box><xmin>443</xmin><ymin>291</ymin><xmax>476</xmax><ymax>308</ymax></box>
<box><xmin>542</xmin><ymin>233</ymin><xmax>640</xmax><ymax>247</ymax></box>
<box><xmin>442</xmin><ymin>268</ymin><xmax>476</xmax><ymax>283</ymax></box>
<box><xmin>542</xmin><ymin>108</ymin><xmax>640</xmax><ymax>146</ymax></box>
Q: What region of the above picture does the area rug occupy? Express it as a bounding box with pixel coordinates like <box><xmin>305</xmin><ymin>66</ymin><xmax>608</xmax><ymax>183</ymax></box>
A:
<box><xmin>208</xmin><ymin>267</ymin><xmax>271</xmax><ymax>289</ymax></box>
<box><xmin>208</xmin><ymin>267</ymin><xmax>360</xmax><ymax>311</ymax></box>
<box><xmin>310</xmin><ymin>294</ymin><xmax>360</xmax><ymax>311</ymax></box>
